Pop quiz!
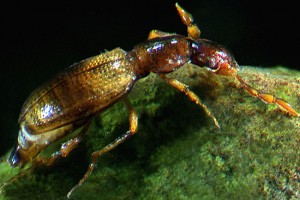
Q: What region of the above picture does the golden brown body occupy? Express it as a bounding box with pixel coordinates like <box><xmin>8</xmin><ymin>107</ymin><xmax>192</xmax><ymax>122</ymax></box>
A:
<box><xmin>12</xmin><ymin>48</ymin><xmax>138</xmax><ymax>165</ymax></box>
<box><xmin>21</xmin><ymin>35</ymin><xmax>192</xmax><ymax>135</ymax></box>
<box><xmin>21</xmin><ymin>48</ymin><xmax>135</xmax><ymax>134</ymax></box>
<box><xmin>3</xmin><ymin>3</ymin><xmax>299</xmax><ymax>198</ymax></box>
<box><xmin>12</xmin><ymin>34</ymin><xmax>195</xmax><ymax>167</ymax></box>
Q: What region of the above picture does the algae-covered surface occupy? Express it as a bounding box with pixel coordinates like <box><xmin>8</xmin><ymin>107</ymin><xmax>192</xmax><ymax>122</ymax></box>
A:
<box><xmin>0</xmin><ymin>65</ymin><xmax>299</xmax><ymax>200</ymax></box>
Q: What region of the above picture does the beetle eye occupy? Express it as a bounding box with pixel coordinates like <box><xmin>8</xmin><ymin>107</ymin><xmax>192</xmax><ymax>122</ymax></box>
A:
<box><xmin>207</xmin><ymin>57</ymin><xmax>218</xmax><ymax>70</ymax></box>
<box><xmin>196</xmin><ymin>54</ymin><xmax>209</xmax><ymax>67</ymax></box>
<box><xmin>8</xmin><ymin>145</ymin><xmax>21</xmax><ymax>167</ymax></box>
<box><xmin>197</xmin><ymin>55</ymin><xmax>218</xmax><ymax>70</ymax></box>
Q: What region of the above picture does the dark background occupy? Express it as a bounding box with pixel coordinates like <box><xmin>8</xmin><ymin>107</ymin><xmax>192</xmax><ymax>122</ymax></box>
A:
<box><xmin>1</xmin><ymin>1</ymin><xmax>299</xmax><ymax>155</ymax></box>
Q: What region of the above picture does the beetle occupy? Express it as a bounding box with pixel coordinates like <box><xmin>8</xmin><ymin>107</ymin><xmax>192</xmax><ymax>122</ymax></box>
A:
<box><xmin>1</xmin><ymin>3</ymin><xmax>299</xmax><ymax>198</ymax></box>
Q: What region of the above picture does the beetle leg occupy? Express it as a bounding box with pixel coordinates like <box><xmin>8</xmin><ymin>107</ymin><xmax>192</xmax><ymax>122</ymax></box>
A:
<box><xmin>236</xmin><ymin>75</ymin><xmax>299</xmax><ymax>117</ymax></box>
<box><xmin>175</xmin><ymin>3</ymin><xmax>201</xmax><ymax>39</ymax></box>
<box><xmin>34</xmin><ymin>121</ymin><xmax>91</xmax><ymax>167</ymax></box>
<box><xmin>147</xmin><ymin>30</ymin><xmax>177</xmax><ymax>40</ymax></box>
<box><xmin>159</xmin><ymin>74</ymin><xmax>220</xmax><ymax>128</ymax></box>
<box><xmin>35</xmin><ymin>137</ymin><xmax>83</xmax><ymax>167</ymax></box>
<box><xmin>0</xmin><ymin>122</ymin><xmax>91</xmax><ymax>192</ymax></box>
<box><xmin>0</xmin><ymin>167</ymin><xmax>33</xmax><ymax>192</ymax></box>
<box><xmin>2</xmin><ymin>135</ymin><xmax>83</xmax><ymax>191</ymax></box>
<box><xmin>67</xmin><ymin>97</ymin><xmax>138</xmax><ymax>198</ymax></box>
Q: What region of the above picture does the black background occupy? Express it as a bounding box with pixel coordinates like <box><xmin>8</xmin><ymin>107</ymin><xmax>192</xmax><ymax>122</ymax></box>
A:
<box><xmin>1</xmin><ymin>1</ymin><xmax>299</xmax><ymax>154</ymax></box>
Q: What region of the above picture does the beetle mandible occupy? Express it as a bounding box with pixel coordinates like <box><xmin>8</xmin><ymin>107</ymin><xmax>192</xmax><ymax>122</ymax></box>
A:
<box><xmin>1</xmin><ymin>3</ymin><xmax>299</xmax><ymax>198</ymax></box>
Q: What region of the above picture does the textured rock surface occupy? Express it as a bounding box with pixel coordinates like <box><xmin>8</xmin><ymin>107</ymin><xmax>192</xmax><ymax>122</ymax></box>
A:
<box><xmin>1</xmin><ymin>65</ymin><xmax>299</xmax><ymax>200</ymax></box>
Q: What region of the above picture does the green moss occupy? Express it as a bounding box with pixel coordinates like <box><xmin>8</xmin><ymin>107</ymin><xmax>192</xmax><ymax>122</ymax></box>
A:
<box><xmin>1</xmin><ymin>65</ymin><xmax>299</xmax><ymax>200</ymax></box>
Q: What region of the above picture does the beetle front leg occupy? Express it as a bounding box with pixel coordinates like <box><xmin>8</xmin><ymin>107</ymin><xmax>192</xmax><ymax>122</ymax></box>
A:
<box><xmin>147</xmin><ymin>30</ymin><xmax>177</xmax><ymax>40</ymax></box>
<box><xmin>67</xmin><ymin>97</ymin><xmax>138</xmax><ymax>198</ymax></box>
<box><xmin>175</xmin><ymin>3</ymin><xmax>201</xmax><ymax>39</ymax></box>
<box><xmin>159</xmin><ymin>74</ymin><xmax>220</xmax><ymax>128</ymax></box>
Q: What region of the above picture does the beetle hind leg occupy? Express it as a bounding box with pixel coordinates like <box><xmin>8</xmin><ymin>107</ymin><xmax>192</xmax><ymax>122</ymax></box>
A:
<box><xmin>33</xmin><ymin>121</ymin><xmax>92</xmax><ymax>167</ymax></box>
<box><xmin>34</xmin><ymin>137</ymin><xmax>83</xmax><ymax>167</ymax></box>
<box><xmin>67</xmin><ymin>98</ymin><xmax>138</xmax><ymax>198</ymax></box>
<box><xmin>0</xmin><ymin>122</ymin><xmax>92</xmax><ymax>193</ymax></box>
<box><xmin>0</xmin><ymin>166</ymin><xmax>33</xmax><ymax>192</ymax></box>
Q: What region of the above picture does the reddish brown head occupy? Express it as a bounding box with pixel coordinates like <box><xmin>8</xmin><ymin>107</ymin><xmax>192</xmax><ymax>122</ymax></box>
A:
<box><xmin>189</xmin><ymin>39</ymin><xmax>239</xmax><ymax>76</ymax></box>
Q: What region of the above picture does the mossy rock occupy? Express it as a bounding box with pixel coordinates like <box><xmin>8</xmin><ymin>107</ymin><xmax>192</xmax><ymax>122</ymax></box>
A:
<box><xmin>1</xmin><ymin>65</ymin><xmax>299</xmax><ymax>200</ymax></box>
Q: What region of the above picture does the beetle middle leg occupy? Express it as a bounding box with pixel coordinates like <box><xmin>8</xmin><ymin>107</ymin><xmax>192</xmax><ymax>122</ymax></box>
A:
<box><xmin>159</xmin><ymin>74</ymin><xmax>220</xmax><ymax>128</ymax></box>
<box><xmin>67</xmin><ymin>97</ymin><xmax>138</xmax><ymax>198</ymax></box>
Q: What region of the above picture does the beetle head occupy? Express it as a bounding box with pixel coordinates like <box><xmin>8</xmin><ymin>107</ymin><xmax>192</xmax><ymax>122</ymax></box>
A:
<box><xmin>190</xmin><ymin>39</ymin><xmax>239</xmax><ymax>76</ymax></box>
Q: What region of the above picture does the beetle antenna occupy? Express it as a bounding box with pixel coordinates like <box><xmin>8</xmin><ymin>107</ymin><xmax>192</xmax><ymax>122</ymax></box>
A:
<box><xmin>235</xmin><ymin>74</ymin><xmax>299</xmax><ymax>117</ymax></box>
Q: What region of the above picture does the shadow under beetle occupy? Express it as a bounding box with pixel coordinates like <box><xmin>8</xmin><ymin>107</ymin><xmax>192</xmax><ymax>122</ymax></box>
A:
<box><xmin>1</xmin><ymin>3</ymin><xmax>299</xmax><ymax>198</ymax></box>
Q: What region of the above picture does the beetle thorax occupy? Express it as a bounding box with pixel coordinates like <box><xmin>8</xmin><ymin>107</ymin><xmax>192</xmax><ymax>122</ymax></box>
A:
<box><xmin>131</xmin><ymin>35</ymin><xmax>191</xmax><ymax>76</ymax></box>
